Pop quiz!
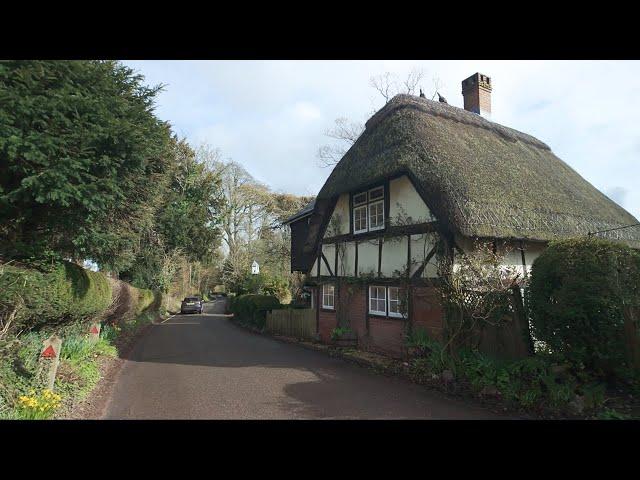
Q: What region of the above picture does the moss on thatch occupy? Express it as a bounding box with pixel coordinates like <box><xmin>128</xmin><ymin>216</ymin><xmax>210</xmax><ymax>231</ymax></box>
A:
<box><xmin>315</xmin><ymin>94</ymin><xmax>640</xmax><ymax>247</ymax></box>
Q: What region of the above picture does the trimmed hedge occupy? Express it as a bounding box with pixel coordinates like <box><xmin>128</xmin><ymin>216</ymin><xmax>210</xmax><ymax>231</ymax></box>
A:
<box><xmin>135</xmin><ymin>288</ymin><xmax>156</xmax><ymax>316</ymax></box>
<box><xmin>529</xmin><ymin>237</ymin><xmax>640</xmax><ymax>379</ymax></box>
<box><xmin>230</xmin><ymin>294</ymin><xmax>281</xmax><ymax>328</ymax></box>
<box><xmin>0</xmin><ymin>261</ymin><xmax>113</xmax><ymax>334</ymax></box>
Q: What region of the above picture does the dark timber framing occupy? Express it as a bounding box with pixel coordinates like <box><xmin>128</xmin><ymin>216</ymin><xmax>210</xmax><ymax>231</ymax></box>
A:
<box><xmin>322</xmin><ymin>222</ymin><xmax>438</xmax><ymax>244</ymax></box>
<box><xmin>307</xmin><ymin>275</ymin><xmax>443</xmax><ymax>288</ymax></box>
<box><xmin>411</xmin><ymin>243</ymin><xmax>438</xmax><ymax>279</ymax></box>
<box><xmin>354</xmin><ymin>240</ymin><xmax>359</xmax><ymax>278</ymax></box>
<box><xmin>377</xmin><ymin>237</ymin><xmax>383</xmax><ymax>277</ymax></box>
<box><xmin>320</xmin><ymin>252</ymin><xmax>334</xmax><ymax>277</ymax></box>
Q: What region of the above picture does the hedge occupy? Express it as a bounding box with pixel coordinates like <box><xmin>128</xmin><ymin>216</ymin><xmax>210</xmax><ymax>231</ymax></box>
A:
<box><xmin>529</xmin><ymin>237</ymin><xmax>640</xmax><ymax>380</ymax></box>
<box><xmin>135</xmin><ymin>288</ymin><xmax>156</xmax><ymax>316</ymax></box>
<box><xmin>0</xmin><ymin>261</ymin><xmax>113</xmax><ymax>334</ymax></box>
<box><xmin>230</xmin><ymin>294</ymin><xmax>281</xmax><ymax>328</ymax></box>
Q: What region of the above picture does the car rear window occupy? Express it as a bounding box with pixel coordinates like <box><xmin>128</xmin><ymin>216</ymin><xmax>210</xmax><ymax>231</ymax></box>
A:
<box><xmin>184</xmin><ymin>297</ymin><xmax>200</xmax><ymax>302</ymax></box>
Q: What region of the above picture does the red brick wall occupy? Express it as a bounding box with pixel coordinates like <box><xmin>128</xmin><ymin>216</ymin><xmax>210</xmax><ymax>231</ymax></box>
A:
<box><xmin>365</xmin><ymin>317</ymin><xmax>406</xmax><ymax>358</ymax></box>
<box><xmin>463</xmin><ymin>85</ymin><xmax>491</xmax><ymax>114</ymax></box>
<box><xmin>340</xmin><ymin>283</ymin><xmax>367</xmax><ymax>337</ymax></box>
<box><xmin>318</xmin><ymin>309</ymin><xmax>337</xmax><ymax>342</ymax></box>
<box><xmin>315</xmin><ymin>283</ymin><xmax>445</xmax><ymax>357</ymax></box>
<box><xmin>412</xmin><ymin>286</ymin><xmax>444</xmax><ymax>340</ymax></box>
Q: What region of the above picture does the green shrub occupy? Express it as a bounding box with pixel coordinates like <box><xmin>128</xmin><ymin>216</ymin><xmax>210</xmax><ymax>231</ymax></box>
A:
<box><xmin>529</xmin><ymin>237</ymin><xmax>640</xmax><ymax>380</ymax></box>
<box><xmin>0</xmin><ymin>261</ymin><xmax>112</xmax><ymax>334</ymax></box>
<box><xmin>407</xmin><ymin>328</ymin><xmax>450</xmax><ymax>373</ymax></box>
<box><xmin>330</xmin><ymin>327</ymin><xmax>353</xmax><ymax>340</ymax></box>
<box><xmin>230</xmin><ymin>294</ymin><xmax>281</xmax><ymax>328</ymax></box>
<box><xmin>134</xmin><ymin>288</ymin><xmax>156</xmax><ymax>316</ymax></box>
<box><xmin>61</xmin><ymin>336</ymin><xmax>95</xmax><ymax>362</ymax></box>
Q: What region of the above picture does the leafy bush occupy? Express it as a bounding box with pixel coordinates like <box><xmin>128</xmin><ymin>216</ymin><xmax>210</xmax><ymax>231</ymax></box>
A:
<box><xmin>134</xmin><ymin>288</ymin><xmax>156</xmax><ymax>316</ymax></box>
<box><xmin>406</xmin><ymin>328</ymin><xmax>450</xmax><ymax>373</ymax></box>
<box><xmin>404</xmin><ymin>328</ymin><xmax>611</xmax><ymax>414</ymax></box>
<box><xmin>330</xmin><ymin>327</ymin><xmax>353</xmax><ymax>340</ymax></box>
<box><xmin>0</xmin><ymin>261</ymin><xmax>112</xmax><ymax>335</ymax></box>
<box><xmin>230</xmin><ymin>294</ymin><xmax>281</xmax><ymax>329</ymax></box>
<box><xmin>529</xmin><ymin>237</ymin><xmax>640</xmax><ymax>380</ymax></box>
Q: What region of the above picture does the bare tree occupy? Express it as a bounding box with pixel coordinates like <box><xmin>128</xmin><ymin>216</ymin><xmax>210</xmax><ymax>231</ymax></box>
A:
<box><xmin>369</xmin><ymin>71</ymin><xmax>397</xmax><ymax>103</ymax></box>
<box><xmin>431</xmin><ymin>75</ymin><xmax>444</xmax><ymax>100</ymax></box>
<box><xmin>403</xmin><ymin>68</ymin><xmax>425</xmax><ymax>96</ymax></box>
<box><xmin>436</xmin><ymin>241</ymin><xmax>525</xmax><ymax>356</ymax></box>
<box><xmin>317</xmin><ymin>67</ymin><xmax>434</xmax><ymax>167</ymax></box>
<box><xmin>317</xmin><ymin>117</ymin><xmax>364</xmax><ymax>167</ymax></box>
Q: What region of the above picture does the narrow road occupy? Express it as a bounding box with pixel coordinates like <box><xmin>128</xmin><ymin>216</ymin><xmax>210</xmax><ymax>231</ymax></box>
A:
<box><xmin>104</xmin><ymin>300</ymin><xmax>508</xmax><ymax>419</ymax></box>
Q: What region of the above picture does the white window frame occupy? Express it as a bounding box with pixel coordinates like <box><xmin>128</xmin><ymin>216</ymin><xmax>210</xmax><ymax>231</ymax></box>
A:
<box><xmin>322</xmin><ymin>283</ymin><xmax>335</xmax><ymax>310</ymax></box>
<box><xmin>352</xmin><ymin>186</ymin><xmax>385</xmax><ymax>235</ymax></box>
<box><xmin>353</xmin><ymin>204</ymin><xmax>368</xmax><ymax>234</ymax></box>
<box><xmin>387</xmin><ymin>286</ymin><xmax>406</xmax><ymax>318</ymax></box>
<box><xmin>368</xmin><ymin>285</ymin><xmax>387</xmax><ymax>316</ymax></box>
<box><xmin>368</xmin><ymin>200</ymin><xmax>385</xmax><ymax>231</ymax></box>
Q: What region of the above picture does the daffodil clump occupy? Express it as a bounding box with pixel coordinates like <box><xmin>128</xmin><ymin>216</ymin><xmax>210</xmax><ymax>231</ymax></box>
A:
<box><xmin>17</xmin><ymin>389</ymin><xmax>62</xmax><ymax>419</ymax></box>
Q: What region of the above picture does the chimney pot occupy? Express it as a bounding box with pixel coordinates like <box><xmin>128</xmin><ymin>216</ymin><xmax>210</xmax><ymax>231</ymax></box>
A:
<box><xmin>462</xmin><ymin>72</ymin><xmax>492</xmax><ymax>117</ymax></box>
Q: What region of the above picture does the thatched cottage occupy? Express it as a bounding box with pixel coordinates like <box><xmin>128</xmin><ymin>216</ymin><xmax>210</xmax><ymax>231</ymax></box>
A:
<box><xmin>284</xmin><ymin>73</ymin><xmax>640</xmax><ymax>356</ymax></box>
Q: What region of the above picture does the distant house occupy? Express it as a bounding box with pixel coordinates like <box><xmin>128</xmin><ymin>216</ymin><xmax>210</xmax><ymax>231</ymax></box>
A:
<box><xmin>284</xmin><ymin>73</ymin><xmax>640</xmax><ymax>357</ymax></box>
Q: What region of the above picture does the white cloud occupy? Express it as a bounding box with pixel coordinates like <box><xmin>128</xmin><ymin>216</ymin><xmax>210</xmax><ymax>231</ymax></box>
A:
<box><xmin>289</xmin><ymin>101</ymin><xmax>322</xmax><ymax>122</ymax></box>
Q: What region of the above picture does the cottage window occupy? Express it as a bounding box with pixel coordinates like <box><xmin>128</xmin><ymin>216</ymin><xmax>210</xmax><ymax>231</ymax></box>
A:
<box><xmin>369</xmin><ymin>201</ymin><xmax>384</xmax><ymax>231</ymax></box>
<box><xmin>388</xmin><ymin>287</ymin><xmax>406</xmax><ymax>318</ymax></box>
<box><xmin>353</xmin><ymin>205</ymin><xmax>368</xmax><ymax>233</ymax></box>
<box><xmin>369</xmin><ymin>286</ymin><xmax>387</xmax><ymax>315</ymax></box>
<box><xmin>353</xmin><ymin>186</ymin><xmax>385</xmax><ymax>234</ymax></box>
<box><xmin>322</xmin><ymin>284</ymin><xmax>335</xmax><ymax>309</ymax></box>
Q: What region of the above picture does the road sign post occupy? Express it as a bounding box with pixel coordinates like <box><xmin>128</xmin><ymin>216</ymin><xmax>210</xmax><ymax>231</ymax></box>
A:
<box><xmin>40</xmin><ymin>335</ymin><xmax>62</xmax><ymax>391</ymax></box>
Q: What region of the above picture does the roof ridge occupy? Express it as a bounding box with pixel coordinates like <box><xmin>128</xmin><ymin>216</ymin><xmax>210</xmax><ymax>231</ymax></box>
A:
<box><xmin>365</xmin><ymin>94</ymin><xmax>550</xmax><ymax>151</ymax></box>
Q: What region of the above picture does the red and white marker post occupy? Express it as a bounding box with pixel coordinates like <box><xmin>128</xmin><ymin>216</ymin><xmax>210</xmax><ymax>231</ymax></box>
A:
<box><xmin>88</xmin><ymin>322</ymin><xmax>101</xmax><ymax>343</ymax></box>
<box><xmin>40</xmin><ymin>335</ymin><xmax>62</xmax><ymax>391</ymax></box>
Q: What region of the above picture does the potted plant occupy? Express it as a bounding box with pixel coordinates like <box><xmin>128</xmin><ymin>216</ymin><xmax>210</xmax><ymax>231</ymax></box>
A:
<box><xmin>330</xmin><ymin>327</ymin><xmax>357</xmax><ymax>347</ymax></box>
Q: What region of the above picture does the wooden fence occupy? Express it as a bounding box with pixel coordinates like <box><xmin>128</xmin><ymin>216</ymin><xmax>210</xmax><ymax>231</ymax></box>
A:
<box><xmin>266</xmin><ymin>308</ymin><xmax>316</xmax><ymax>340</ymax></box>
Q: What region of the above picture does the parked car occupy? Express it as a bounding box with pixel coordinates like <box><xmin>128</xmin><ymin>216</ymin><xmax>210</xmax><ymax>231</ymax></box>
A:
<box><xmin>181</xmin><ymin>297</ymin><xmax>203</xmax><ymax>314</ymax></box>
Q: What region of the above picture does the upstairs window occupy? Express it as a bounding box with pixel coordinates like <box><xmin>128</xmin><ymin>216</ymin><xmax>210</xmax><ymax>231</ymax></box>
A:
<box><xmin>352</xmin><ymin>186</ymin><xmax>385</xmax><ymax>234</ymax></box>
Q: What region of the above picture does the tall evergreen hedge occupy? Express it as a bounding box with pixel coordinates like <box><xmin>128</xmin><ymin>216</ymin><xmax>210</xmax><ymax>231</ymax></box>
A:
<box><xmin>529</xmin><ymin>237</ymin><xmax>640</xmax><ymax>379</ymax></box>
<box><xmin>230</xmin><ymin>294</ymin><xmax>281</xmax><ymax>328</ymax></box>
<box><xmin>0</xmin><ymin>261</ymin><xmax>113</xmax><ymax>334</ymax></box>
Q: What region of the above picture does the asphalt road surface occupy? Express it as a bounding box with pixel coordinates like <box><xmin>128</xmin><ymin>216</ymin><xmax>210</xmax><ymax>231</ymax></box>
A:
<box><xmin>104</xmin><ymin>300</ymin><xmax>508</xmax><ymax>419</ymax></box>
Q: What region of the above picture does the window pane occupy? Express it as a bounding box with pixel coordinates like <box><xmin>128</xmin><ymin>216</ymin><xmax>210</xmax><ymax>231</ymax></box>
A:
<box><xmin>354</xmin><ymin>193</ymin><xmax>367</xmax><ymax>205</ymax></box>
<box><xmin>389</xmin><ymin>287</ymin><xmax>398</xmax><ymax>302</ymax></box>
<box><xmin>369</xmin><ymin>186</ymin><xmax>384</xmax><ymax>200</ymax></box>
<box><xmin>323</xmin><ymin>284</ymin><xmax>334</xmax><ymax>308</ymax></box>
<box><xmin>389</xmin><ymin>301</ymin><xmax>398</xmax><ymax>314</ymax></box>
<box><xmin>369</xmin><ymin>286</ymin><xmax>386</xmax><ymax>314</ymax></box>
<box><xmin>354</xmin><ymin>205</ymin><xmax>367</xmax><ymax>232</ymax></box>
<box><xmin>369</xmin><ymin>201</ymin><xmax>384</xmax><ymax>229</ymax></box>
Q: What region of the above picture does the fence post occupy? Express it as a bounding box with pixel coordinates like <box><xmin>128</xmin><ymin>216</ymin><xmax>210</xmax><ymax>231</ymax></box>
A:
<box><xmin>40</xmin><ymin>335</ymin><xmax>62</xmax><ymax>391</ymax></box>
<box><xmin>88</xmin><ymin>322</ymin><xmax>101</xmax><ymax>343</ymax></box>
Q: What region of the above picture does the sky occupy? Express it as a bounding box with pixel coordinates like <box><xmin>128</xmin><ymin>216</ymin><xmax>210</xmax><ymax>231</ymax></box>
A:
<box><xmin>123</xmin><ymin>60</ymin><xmax>640</xmax><ymax>220</ymax></box>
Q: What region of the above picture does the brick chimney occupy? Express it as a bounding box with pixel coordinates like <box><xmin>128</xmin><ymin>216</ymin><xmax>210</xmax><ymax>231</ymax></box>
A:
<box><xmin>462</xmin><ymin>73</ymin><xmax>492</xmax><ymax>117</ymax></box>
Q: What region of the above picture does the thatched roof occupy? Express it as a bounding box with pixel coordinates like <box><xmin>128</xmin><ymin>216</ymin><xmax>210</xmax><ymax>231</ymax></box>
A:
<box><xmin>314</xmin><ymin>94</ymin><xmax>640</xmax><ymax>246</ymax></box>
